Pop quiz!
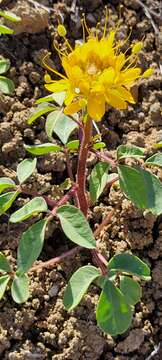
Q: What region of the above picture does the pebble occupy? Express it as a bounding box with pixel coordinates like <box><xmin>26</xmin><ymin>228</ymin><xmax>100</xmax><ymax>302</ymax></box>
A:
<box><xmin>48</xmin><ymin>284</ymin><xmax>59</xmax><ymax>297</ymax></box>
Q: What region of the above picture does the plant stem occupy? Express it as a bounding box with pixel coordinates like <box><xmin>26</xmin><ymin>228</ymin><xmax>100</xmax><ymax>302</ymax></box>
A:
<box><xmin>91</xmin><ymin>149</ymin><xmax>116</xmax><ymax>167</ymax></box>
<box><xmin>19</xmin><ymin>186</ymin><xmax>57</xmax><ymax>207</ymax></box>
<box><xmin>65</xmin><ymin>149</ymin><xmax>74</xmax><ymax>181</ymax></box>
<box><xmin>64</xmin><ymin>150</ymin><xmax>80</xmax><ymax>208</ymax></box>
<box><xmin>29</xmin><ymin>210</ymin><xmax>113</xmax><ymax>273</ymax></box>
<box><xmin>50</xmin><ymin>183</ymin><xmax>78</xmax><ymax>217</ymax></box>
<box><xmin>30</xmin><ymin>246</ymin><xmax>82</xmax><ymax>273</ymax></box>
<box><xmin>76</xmin><ymin>117</ymin><xmax>108</xmax><ymax>275</ymax></box>
<box><xmin>76</xmin><ymin>117</ymin><xmax>92</xmax><ymax>216</ymax></box>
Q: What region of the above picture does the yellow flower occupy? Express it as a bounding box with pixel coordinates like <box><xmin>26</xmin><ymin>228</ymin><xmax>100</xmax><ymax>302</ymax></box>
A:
<box><xmin>44</xmin><ymin>17</ymin><xmax>153</xmax><ymax>121</ymax></box>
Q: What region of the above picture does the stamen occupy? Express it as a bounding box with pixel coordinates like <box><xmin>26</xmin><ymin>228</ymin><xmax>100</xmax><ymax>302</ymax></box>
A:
<box><xmin>95</xmin><ymin>22</ymin><xmax>100</xmax><ymax>39</ymax></box>
<box><xmin>118</xmin><ymin>4</ymin><xmax>124</xmax><ymax>22</ymax></box>
<box><xmin>114</xmin><ymin>27</ymin><xmax>132</xmax><ymax>55</ymax></box>
<box><xmin>64</xmin><ymin>38</ymin><xmax>73</xmax><ymax>52</ymax></box>
<box><xmin>81</xmin><ymin>19</ymin><xmax>86</xmax><ymax>43</ymax></box>
<box><xmin>82</xmin><ymin>13</ymin><xmax>90</xmax><ymax>35</ymax></box>
<box><xmin>103</xmin><ymin>6</ymin><xmax>109</xmax><ymax>37</ymax></box>
<box><xmin>53</xmin><ymin>39</ymin><xmax>66</xmax><ymax>57</ymax></box>
<box><xmin>42</xmin><ymin>53</ymin><xmax>67</xmax><ymax>80</ymax></box>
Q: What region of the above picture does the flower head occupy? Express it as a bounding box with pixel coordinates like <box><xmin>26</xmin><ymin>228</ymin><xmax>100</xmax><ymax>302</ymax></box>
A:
<box><xmin>44</xmin><ymin>14</ymin><xmax>153</xmax><ymax>121</ymax></box>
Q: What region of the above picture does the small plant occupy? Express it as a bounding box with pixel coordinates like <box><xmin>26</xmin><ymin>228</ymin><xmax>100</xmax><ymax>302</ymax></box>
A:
<box><xmin>0</xmin><ymin>9</ymin><xmax>21</xmax><ymax>94</ymax></box>
<box><xmin>0</xmin><ymin>58</ymin><xmax>14</xmax><ymax>94</ymax></box>
<box><xmin>0</xmin><ymin>9</ymin><xmax>21</xmax><ymax>35</ymax></box>
<box><xmin>0</xmin><ymin>12</ymin><xmax>159</xmax><ymax>336</ymax></box>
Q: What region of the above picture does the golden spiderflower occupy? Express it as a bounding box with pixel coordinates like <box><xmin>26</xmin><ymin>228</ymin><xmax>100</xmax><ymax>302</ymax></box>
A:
<box><xmin>44</xmin><ymin>16</ymin><xmax>153</xmax><ymax>122</ymax></box>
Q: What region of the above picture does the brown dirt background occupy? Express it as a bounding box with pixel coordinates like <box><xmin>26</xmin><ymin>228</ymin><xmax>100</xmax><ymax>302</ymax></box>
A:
<box><xmin>0</xmin><ymin>0</ymin><xmax>162</xmax><ymax>359</ymax></box>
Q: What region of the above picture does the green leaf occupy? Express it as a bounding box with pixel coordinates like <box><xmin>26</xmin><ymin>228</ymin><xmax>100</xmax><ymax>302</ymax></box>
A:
<box><xmin>145</xmin><ymin>153</ymin><xmax>162</xmax><ymax>168</ymax></box>
<box><xmin>0</xmin><ymin>252</ymin><xmax>12</xmax><ymax>273</ymax></box>
<box><xmin>0</xmin><ymin>191</ymin><xmax>19</xmax><ymax>215</ymax></box>
<box><xmin>51</xmin><ymin>92</ymin><xmax>65</xmax><ymax>106</ymax></box>
<box><xmin>66</xmin><ymin>140</ymin><xmax>79</xmax><ymax>151</ymax></box>
<box><xmin>17</xmin><ymin>158</ymin><xmax>37</xmax><ymax>184</ymax></box>
<box><xmin>56</xmin><ymin>205</ymin><xmax>96</xmax><ymax>249</ymax></box>
<box><xmin>0</xmin><ymin>10</ymin><xmax>21</xmax><ymax>22</ymax></box>
<box><xmin>64</xmin><ymin>265</ymin><xmax>100</xmax><ymax>311</ymax></box>
<box><xmin>120</xmin><ymin>276</ymin><xmax>142</xmax><ymax>306</ymax></box>
<box><xmin>24</xmin><ymin>143</ymin><xmax>61</xmax><ymax>155</ymax></box>
<box><xmin>11</xmin><ymin>274</ymin><xmax>29</xmax><ymax>303</ymax></box>
<box><xmin>96</xmin><ymin>269</ymin><xmax>117</xmax><ymax>289</ymax></box>
<box><xmin>10</xmin><ymin>197</ymin><xmax>48</xmax><ymax>223</ymax></box>
<box><xmin>108</xmin><ymin>253</ymin><xmax>150</xmax><ymax>279</ymax></box>
<box><xmin>89</xmin><ymin>162</ymin><xmax>109</xmax><ymax>203</ymax></box>
<box><xmin>118</xmin><ymin>165</ymin><xmax>162</xmax><ymax>215</ymax></box>
<box><xmin>46</xmin><ymin>110</ymin><xmax>77</xmax><ymax>144</ymax></box>
<box><xmin>93</xmin><ymin>142</ymin><xmax>106</xmax><ymax>150</ymax></box>
<box><xmin>0</xmin><ymin>275</ymin><xmax>10</xmax><ymax>300</ymax></box>
<box><xmin>17</xmin><ymin>219</ymin><xmax>47</xmax><ymax>273</ymax></box>
<box><xmin>35</xmin><ymin>94</ymin><xmax>56</xmax><ymax>105</ymax></box>
<box><xmin>154</xmin><ymin>141</ymin><xmax>162</xmax><ymax>149</ymax></box>
<box><xmin>0</xmin><ymin>58</ymin><xmax>10</xmax><ymax>74</ymax></box>
<box><xmin>117</xmin><ymin>145</ymin><xmax>145</xmax><ymax>160</ymax></box>
<box><xmin>0</xmin><ymin>177</ymin><xmax>16</xmax><ymax>194</ymax></box>
<box><xmin>35</xmin><ymin>92</ymin><xmax>65</xmax><ymax>106</ymax></box>
<box><xmin>0</xmin><ymin>24</ymin><xmax>13</xmax><ymax>34</ymax></box>
<box><xmin>0</xmin><ymin>76</ymin><xmax>14</xmax><ymax>94</ymax></box>
<box><xmin>96</xmin><ymin>279</ymin><xmax>133</xmax><ymax>336</ymax></box>
<box><xmin>27</xmin><ymin>103</ymin><xmax>56</xmax><ymax>125</ymax></box>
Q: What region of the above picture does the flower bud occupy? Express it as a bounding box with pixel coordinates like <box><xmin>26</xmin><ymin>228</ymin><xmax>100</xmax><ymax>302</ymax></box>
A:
<box><xmin>143</xmin><ymin>68</ymin><xmax>153</xmax><ymax>77</ymax></box>
<box><xmin>57</xmin><ymin>24</ymin><xmax>67</xmax><ymax>38</ymax></box>
<box><xmin>132</xmin><ymin>41</ymin><xmax>143</xmax><ymax>54</ymax></box>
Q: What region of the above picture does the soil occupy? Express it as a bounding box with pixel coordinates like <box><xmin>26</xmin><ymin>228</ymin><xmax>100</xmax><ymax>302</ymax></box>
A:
<box><xmin>0</xmin><ymin>0</ymin><xmax>162</xmax><ymax>359</ymax></box>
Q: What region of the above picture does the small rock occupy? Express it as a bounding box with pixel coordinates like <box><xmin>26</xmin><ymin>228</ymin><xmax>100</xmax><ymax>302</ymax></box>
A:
<box><xmin>149</xmin><ymin>102</ymin><xmax>162</xmax><ymax>124</ymax></box>
<box><xmin>29</xmin><ymin>71</ymin><xmax>41</xmax><ymax>84</ymax></box>
<box><xmin>152</xmin><ymin>261</ymin><xmax>162</xmax><ymax>287</ymax></box>
<box><xmin>82</xmin><ymin>0</ymin><xmax>102</xmax><ymax>11</ymax></box>
<box><xmin>4</xmin><ymin>1</ymin><xmax>49</xmax><ymax>34</ymax></box>
<box><xmin>115</xmin><ymin>329</ymin><xmax>145</xmax><ymax>353</ymax></box>
<box><xmin>48</xmin><ymin>284</ymin><xmax>59</xmax><ymax>297</ymax></box>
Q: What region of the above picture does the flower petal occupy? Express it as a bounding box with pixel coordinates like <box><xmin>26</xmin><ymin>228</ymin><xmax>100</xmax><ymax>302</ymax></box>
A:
<box><xmin>106</xmin><ymin>90</ymin><xmax>127</xmax><ymax>109</ymax></box>
<box><xmin>121</xmin><ymin>68</ymin><xmax>141</xmax><ymax>85</ymax></box>
<box><xmin>87</xmin><ymin>94</ymin><xmax>105</xmax><ymax>121</ymax></box>
<box><xmin>64</xmin><ymin>91</ymin><xmax>76</xmax><ymax>106</ymax></box>
<box><xmin>115</xmin><ymin>86</ymin><xmax>135</xmax><ymax>104</ymax></box>
<box><xmin>45</xmin><ymin>79</ymin><xmax>69</xmax><ymax>93</ymax></box>
<box><xmin>115</xmin><ymin>53</ymin><xmax>126</xmax><ymax>71</ymax></box>
<box><xmin>100</xmin><ymin>67</ymin><xmax>115</xmax><ymax>84</ymax></box>
<box><xmin>64</xmin><ymin>100</ymin><xmax>83</xmax><ymax>115</ymax></box>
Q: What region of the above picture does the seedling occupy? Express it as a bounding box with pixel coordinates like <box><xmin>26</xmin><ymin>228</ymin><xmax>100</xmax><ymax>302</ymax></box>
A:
<box><xmin>0</xmin><ymin>9</ymin><xmax>21</xmax><ymax>94</ymax></box>
<box><xmin>0</xmin><ymin>58</ymin><xmax>15</xmax><ymax>94</ymax></box>
<box><xmin>0</xmin><ymin>12</ymin><xmax>159</xmax><ymax>336</ymax></box>
<box><xmin>0</xmin><ymin>9</ymin><xmax>21</xmax><ymax>35</ymax></box>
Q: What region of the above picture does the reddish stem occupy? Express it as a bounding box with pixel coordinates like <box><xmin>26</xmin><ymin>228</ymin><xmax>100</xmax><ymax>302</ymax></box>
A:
<box><xmin>76</xmin><ymin>118</ymin><xmax>92</xmax><ymax>216</ymax></box>
<box><xmin>76</xmin><ymin>118</ymin><xmax>108</xmax><ymax>275</ymax></box>
<box><xmin>65</xmin><ymin>150</ymin><xmax>80</xmax><ymax>208</ymax></box>
<box><xmin>92</xmin><ymin>150</ymin><xmax>116</xmax><ymax>167</ymax></box>
<box><xmin>30</xmin><ymin>246</ymin><xmax>82</xmax><ymax>273</ymax></box>
<box><xmin>50</xmin><ymin>183</ymin><xmax>78</xmax><ymax>216</ymax></box>
<box><xmin>65</xmin><ymin>149</ymin><xmax>74</xmax><ymax>181</ymax></box>
<box><xmin>19</xmin><ymin>186</ymin><xmax>57</xmax><ymax>207</ymax></box>
<box><xmin>29</xmin><ymin>210</ymin><xmax>113</xmax><ymax>273</ymax></box>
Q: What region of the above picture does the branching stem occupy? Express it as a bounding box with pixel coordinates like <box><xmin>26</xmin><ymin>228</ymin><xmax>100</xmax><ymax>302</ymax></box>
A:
<box><xmin>50</xmin><ymin>183</ymin><xmax>78</xmax><ymax>217</ymax></box>
<box><xmin>91</xmin><ymin>149</ymin><xmax>116</xmax><ymax>167</ymax></box>
<box><xmin>19</xmin><ymin>186</ymin><xmax>57</xmax><ymax>207</ymax></box>
<box><xmin>30</xmin><ymin>246</ymin><xmax>82</xmax><ymax>273</ymax></box>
